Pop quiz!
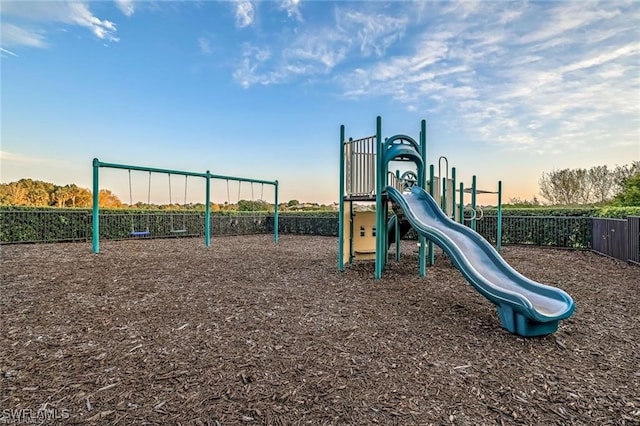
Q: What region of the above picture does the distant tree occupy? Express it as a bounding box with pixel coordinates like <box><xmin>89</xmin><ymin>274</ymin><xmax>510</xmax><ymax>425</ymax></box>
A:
<box><xmin>19</xmin><ymin>179</ymin><xmax>53</xmax><ymax>206</ymax></box>
<box><xmin>612</xmin><ymin>161</ymin><xmax>640</xmax><ymax>194</ymax></box>
<box><xmin>0</xmin><ymin>182</ymin><xmax>28</xmax><ymax>205</ymax></box>
<box><xmin>98</xmin><ymin>189</ymin><xmax>123</xmax><ymax>208</ymax></box>
<box><xmin>52</xmin><ymin>185</ymin><xmax>73</xmax><ymax>207</ymax></box>
<box><xmin>287</xmin><ymin>199</ymin><xmax>299</xmax><ymax>207</ymax></box>
<box><xmin>539</xmin><ymin>162</ymin><xmax>638</xmax><ymax>205</ymax></box>
<box><xmin>506</xmin><ymin>196</ymin><xmax>542</xmax><ymax>207</ymax></box>
<box><xmin>74</xmin><ymin>187</ymin><xmax>92</xmax><ymax>207</ymax></box>
<box><xmin>612</xmin><ymin>172</ymin><xmax>640</xmax><ymax>206</ymax></box>
<box><xmin>539</xmin><ymin>169</ymin><xmax>584</xmax><ymax>205</ymax></box>
<box><xmin>588</xmin><ymin>165</ymin><xmax>615</xmax><ymax>204</ymax></box>
<box><xmin>238</xmin><ymin>199</ymin><xmax>271</xmax><ymax>211</ymax></box>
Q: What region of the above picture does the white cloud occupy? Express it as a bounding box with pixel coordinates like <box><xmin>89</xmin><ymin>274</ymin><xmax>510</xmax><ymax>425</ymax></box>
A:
<box><xmin>0</xmin><ymin>151</ymin><xmax>48</xmax><ymax>164</ymax></box>
<box><xmin>233</xmin><ymin>44</ymin><xmax>274</xmax><ymax>88</ymax></box>
<box><xmin>333</xmin><ymin>1</ymin><xmax>639</xmax><ymax>155</ymax></box>
<box><xmin>115</xmin><ymin>0</ymin><xmax>135</xmax><ymax>17</ymax></box>
<box><xmin>198</xmin><ymin>37</ymin><xmax>213</xmax><ymax>55</ymax></box>
<box><xmin>0</xmin><ymin>1</ymin><xmax>119</xmax><ymax>48</ymax></box>
<box><xmin>0</xmin><ymin>23</ymin><xmax>47</xmax><ymax>48</ymax></box>
<box><xmin>0</xmin><ymin>47</ymin><xmax>18</xmax><ymax>57</ymax></box>
<box><xmin>279</xmin><ymin>0</ymin><xmax>302</xmax><ymax>22</ymax></box>
<box><xmin>518</xmin><ymin>4</ymin><xmax>620</xmax><ymax>45</ymax></box>
<box><xmin>235</xmin><ymin>1</ymin><xmax>255</xmax><ymax>28</ymax></box>
<box><xmin>336</xmin><ymin>10</ymin><xmax>407</xmax><ymax>56</ymax></box>
<box><xmin>232</xmin><ymin>5</ymin><xmax>408</xmax><ymax>88</ymax></box>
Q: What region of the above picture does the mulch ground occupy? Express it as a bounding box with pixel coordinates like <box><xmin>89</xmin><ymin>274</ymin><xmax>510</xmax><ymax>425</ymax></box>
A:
<box><xmin>1</xmin><ymin>235</ymin><xmax>639</xmax><ymax>425</ymax></box>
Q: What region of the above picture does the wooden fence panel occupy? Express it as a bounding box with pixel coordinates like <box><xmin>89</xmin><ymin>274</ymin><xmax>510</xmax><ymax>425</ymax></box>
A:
<box><xmin>628</xmin><ymin>216</ymin><xmax>640</xmax><ymax>265</ymax></box>
<box><xmin>591</xmin><ymin>218</ymin><xmax>628</xmax><ymax>262</ymax></box>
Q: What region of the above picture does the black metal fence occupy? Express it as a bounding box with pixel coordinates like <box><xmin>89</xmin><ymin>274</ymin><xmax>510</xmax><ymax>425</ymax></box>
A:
<box><xmin>0</xmin><ymin>210</ymin><xmax>271</xmax><ymax>244</ymax></box>
<box><xmin>474</xmin><ymin>215</ymin><xmax>591</xmax><ymax>249</ymax></box>
<box><xmin>591</xmin><ymin>216</ymin><xmax>640</xmax><ymax>265</ymax></box>
<box><xmin>1</xmin><ymin>209</ymin><xmax>638</xmax><ymax>265</ymax></box>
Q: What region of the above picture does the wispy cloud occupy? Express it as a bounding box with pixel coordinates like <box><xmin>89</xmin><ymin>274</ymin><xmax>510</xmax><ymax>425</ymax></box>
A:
<box><xmin>0</xmin><ymin>151</ymin><xmax>49</xmax><ymax>164</ymax></box>
<box><xmin>0</xmin><ymin>1</ymin><xmax>119</xmax><ymax>49</ymax></box>
<box><xmin>336</xmin><ymin>10</ymin><xmax>408</xmax><ymax>57</ymax></box>
<box><xmin>0</xmin><ymin>23</ymin><xmax>47</xmax><ymax>48</ymax></box>
<box><xmin>115</xmin><ymin>0</ymin><xmax>135</xmax><ymax>17</ymax></box>
<box><xmin>0</xmin><ymin>47</ymin><xmax>18</xmax><ymax>57</ymax></box>
<box><xmin>235</xmin><ymin>1</ymin><xmax>255</xmax><ymax>28</ymax></box>
<box><xmin>279</xmin><ymin>0</ymin><xmax>302</xmax><ymax>22</ymax></box>
<box><xmin>232</xmin><ymin>3</ymin><xmax>408</xmax><ymax>88</ymax></box>
<box><xmin>198</xmin><ymin>36</ymin><xmax>213</xmax><ymax>55</ymax></box>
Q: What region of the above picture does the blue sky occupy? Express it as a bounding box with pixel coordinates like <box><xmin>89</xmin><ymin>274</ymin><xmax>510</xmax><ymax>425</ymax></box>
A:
<box><xmin>1</xmin><ymin>0</ymin><xmax>639</xmax><ymax>205</ymax></box>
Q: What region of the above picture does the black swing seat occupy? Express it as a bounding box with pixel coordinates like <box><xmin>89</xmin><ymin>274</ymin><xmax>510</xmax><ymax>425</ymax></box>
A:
<box><xmin>130</xmin><ymin>231</ymin><xmax>151</xmax><ymax>237</ymax></box>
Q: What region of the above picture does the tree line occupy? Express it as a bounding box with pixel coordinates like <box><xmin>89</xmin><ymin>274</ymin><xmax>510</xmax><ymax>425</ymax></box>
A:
<box><xmin>0</xmin><ymin>179</ymin><xmax>123</xmax><ymax>208</ymax></box>
<box><xmin>4</xmin><ymin>162</ymin><xmax>638</xmax><ymax>209</ymax></box>
<box><xmin>0</xmin><ymin>179</ymin><xmax>332</xmax><ymax>211</ymax></box>
<box><xmin>537</xmin><ymin>161</ymin><xmax>639</xmax><ymax>206</ymax></box>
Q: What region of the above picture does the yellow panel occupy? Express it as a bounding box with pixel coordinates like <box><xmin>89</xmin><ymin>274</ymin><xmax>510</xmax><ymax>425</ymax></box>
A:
<box><xmin>353</xmin><ymin>210</ymin><xmax>376</xmax><ymax>261</ymax></box>
<box><xmin>342</xmin><ymin>201</ymin><xmax>351</xmax><ymax>265</ymax></box>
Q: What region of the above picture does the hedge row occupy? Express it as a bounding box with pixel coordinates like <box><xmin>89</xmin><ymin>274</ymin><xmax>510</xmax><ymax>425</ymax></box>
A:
<box><xmin>1</xmin><ymin>207</ymin><xmax>637</xmax><ymax>247</ymax></box>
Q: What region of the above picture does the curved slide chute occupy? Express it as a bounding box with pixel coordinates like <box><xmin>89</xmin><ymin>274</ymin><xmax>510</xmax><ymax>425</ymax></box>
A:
<box><xmin>387</xmin><ymin>185</ymin><xmax>575</xmax><ymax>337</ymax></box>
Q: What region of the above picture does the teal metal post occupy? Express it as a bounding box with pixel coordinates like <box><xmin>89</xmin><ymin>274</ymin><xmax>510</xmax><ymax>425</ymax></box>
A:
<box><xmin>395</xmin><ymin>169</ymin><xmax>401</xmax><ymax>262</ymax></box>
<box><xmin>274</xmin><ymin>180</ymin><xmax>279</xmax><ymax>243</ymax></box>
<box><xmin>442</xmin><ymin>177</ymin><xmax>447</xmax><ymax>214</ymax></box>
<box><xmin>205</xmin><ymin>171</ymin><xmax>211</xmax><ymax>247</ymax></box>
<box><xmin>418</xmin><ymin>120</ymin><xmax>427</xmax><ymax>277</ymax></box>
<box><xmin>427</xmin><ymin>164</ymin><xmax>435</xmax><ymax>266</ymax></box>
<box><xmin>338</xmin><ymin>125</ymin><xmax>345</xmax><ymax>270</ymax></box>
<box><xmin>374</xmin><ymin>116</ymin><xmax>383</xmax><ymax>279</ymax></box>
<box><xmin>451</xmin><ymin>167</ymin><xmax>456</xmax><ymax>221</ymax></box>
<box><xmin>459</xmin><ymin>182</ymin><xmax>464</xmax><ymax>224</ymax></box>
<box><xmin>497</xmin><ymin>180</ymin><xmax>502</xmax><ymax>253</ymax></box>
<box><xmin>471</xmin><ymin>175</ymin><xmax>477</xmax><ymax>231</ymax></box>
<box><xmin>92</xmin><ymin>158</ymin><xmax>100</xmax><ymax>253</ymax></box>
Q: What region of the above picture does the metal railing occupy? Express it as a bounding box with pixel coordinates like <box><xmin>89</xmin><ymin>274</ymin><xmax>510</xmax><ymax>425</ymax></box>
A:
<box><xmin>0</xmin><ymin>210</ymin><xmax>272</xmax><ymax>244</ymax></box>
<box><xmin>2</xmin><ymin>209</ymin><xmax>637</xmax><ymax>265</ymax></box>
<box><xmin>472</xmin><ymin>215</ymin><xmax>591</xmax><ymax>249</ymax></box>
<box><xmin>344</xmin><ymin>135</ymin><xmax>376</xmax><ymax>197</ymax></box>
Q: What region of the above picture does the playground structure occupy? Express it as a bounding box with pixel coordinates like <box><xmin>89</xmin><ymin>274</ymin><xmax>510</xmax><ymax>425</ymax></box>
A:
<box><xmin>92</xmin><ymin>158</ymin><xmax>279</xmax><ymax>253</ymax></box>
<box><xmin>337</xmin><ymin>117</ymin><xmax>575</xmax><ymax>337</ymax></box>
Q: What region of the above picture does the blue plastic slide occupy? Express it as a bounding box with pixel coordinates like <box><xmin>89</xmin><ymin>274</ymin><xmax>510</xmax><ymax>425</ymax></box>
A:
<box><xmin>386</xmin><ymin>185</ymin><xmax>575</xmax><ymax>337</ymax></box>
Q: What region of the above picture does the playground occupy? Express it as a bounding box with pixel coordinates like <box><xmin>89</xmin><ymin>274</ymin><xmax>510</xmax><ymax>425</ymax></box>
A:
<box><xmin>2</xmin><ymin>235</ymin><xmax>639</xmax><ymax>424</ymax></box>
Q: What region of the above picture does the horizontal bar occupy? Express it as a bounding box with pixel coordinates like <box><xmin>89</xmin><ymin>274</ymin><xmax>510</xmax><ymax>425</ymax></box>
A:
<box><xmin>94</xmin><ymin>158</ymin><xmax>277</xmax><ymax>186</ymax></box>
<box><xmin>94</xmin><ymin>159</ymin><xmax>209</xmax><ymax>178</ymax></box>
<box><xmin>207</xmin><ymin>173</ymin><xmax>277</xmax><ymax>186</ymax></box>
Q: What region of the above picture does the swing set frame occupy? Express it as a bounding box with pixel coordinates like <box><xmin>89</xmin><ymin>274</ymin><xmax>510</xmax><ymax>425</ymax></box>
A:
<box><xmin>92</xmin><ymin>158</ymin><xmax>279</xmax><ymax>254</ymax></box>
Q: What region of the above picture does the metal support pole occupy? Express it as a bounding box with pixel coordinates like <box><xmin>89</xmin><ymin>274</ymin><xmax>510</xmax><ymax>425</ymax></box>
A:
<box><xmin>459</xmin><ymin>182</ymin><xmax>464</xmax><ymax>224</ymax></box>
<box><xmin>274</xmin><ymin>180</ymin><xmax>279</xmax><ymax>243</ymax></box>
<box><xmin>428</xmin><ymin>164</ymin><xmax>435</xmax><ymax>266</ymax></box>
<box><xmin>451</xmin><ymin>167</ymin><xmax>456</xmax><ymax>221</ymax></box>
<box><xmin>418</xmin><ymin>120</ymin><xmax>427</xmax><ymax>277</ymax></box>
<box><xmin>442</xmin><ymin>177</ymin><xmax>447</xmax><ymax>215</ymax></box>
<box><xmin>471</xmin><ymin>175</ymin><xmax>477</xmax><ymax>231</ymax></box>
<box><xmin>205</xmin><ymin>171</ymin><xmax>211</xmax><ymax>247</ymax></box>
<box><xmin>394</xmin><ymin>169</ymin><xmax>401</xmax><ymax>262</ymax></box>
<box><xmin>338</xmin><ymin>125</ymin><xmax>346</xmax><ymax>270</ymax></box>
<box><xmin>92</xmin><ymin>158</ymin><xmax>100</xmax><ymax>254</ymax></box>
<box><xmin>375</xmin><ymin>116</ymin><xmax>383</xmax><ymax>279</ymax></box>
<box><xmin>497</xmin><ymin>180</ymin><xmax>503</xmax><ymax>253</ymax></box>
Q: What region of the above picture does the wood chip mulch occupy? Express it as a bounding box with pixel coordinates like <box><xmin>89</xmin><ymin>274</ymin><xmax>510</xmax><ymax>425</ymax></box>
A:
<box><xmin>1</xmin><ymin>235</ymin><xmax>639</xmax><ymax>425</ymax></box>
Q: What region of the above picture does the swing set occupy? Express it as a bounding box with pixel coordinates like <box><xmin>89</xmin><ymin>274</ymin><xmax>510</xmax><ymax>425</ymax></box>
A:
<box><xmin>128</xmin><ymin>170</ymin><xmax>152</xmax><ymax>237</ymax></box>
<box><xmin>92</xmin><ymin>158</ymin><xmax>279</xmax><ymax>254</ymax></box>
